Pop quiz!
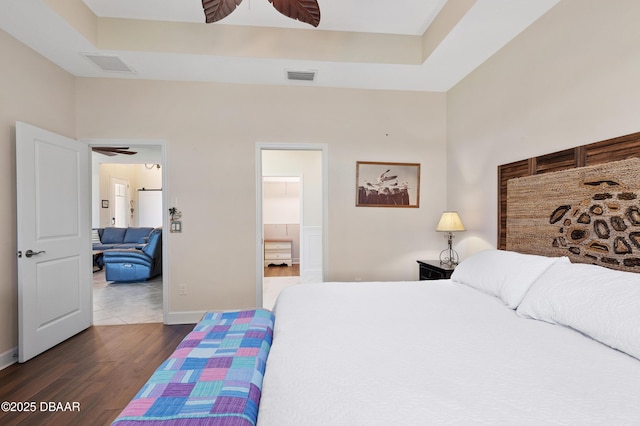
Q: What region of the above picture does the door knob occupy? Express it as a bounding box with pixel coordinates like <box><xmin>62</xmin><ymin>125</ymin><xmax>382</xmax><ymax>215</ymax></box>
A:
<box><xmin>25</xmin><ymin>249</ymin><xmax>46</xmax><ymax>258</ymax></box>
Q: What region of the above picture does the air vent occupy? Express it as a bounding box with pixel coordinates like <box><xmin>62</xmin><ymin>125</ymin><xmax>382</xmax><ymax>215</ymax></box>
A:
<box><xmin>286</xmin><ymin>70</ymin><xmax>316</xmax><ymax>82</ymax></box>
<box><xmin>82</xmin><ymin>53</ymin><xmax>136</xmax><ymax>73</ymax></box>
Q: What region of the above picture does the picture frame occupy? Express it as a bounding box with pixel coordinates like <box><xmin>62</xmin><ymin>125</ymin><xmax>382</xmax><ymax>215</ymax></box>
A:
<box><xmin>102</xmin><ymin>200</ymin><xmax>109</xmax><ymax>208</ymax></box>
<box><xmin>356</xmin><ymin>161</ymin><xmax>420</xmax><ymax>208</ymax></box>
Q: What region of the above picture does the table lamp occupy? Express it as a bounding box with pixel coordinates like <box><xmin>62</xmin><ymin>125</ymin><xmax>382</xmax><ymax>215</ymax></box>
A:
<box><xmin>436</xmin><ymin>211</ymin><xmax>465</xmax><ymax>265</ymax></box>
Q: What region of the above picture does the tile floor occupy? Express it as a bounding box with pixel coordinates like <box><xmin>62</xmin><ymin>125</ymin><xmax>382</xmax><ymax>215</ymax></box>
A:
<box><xmin>92</xmin><ymin>270</ymin><xmax>163</xmax><ymax>325</ymax></box>
<box><xmin>92</xmin><ymin>269</ymin><xmax>302</xmax><ymax>324</ymax></box>
<box><xmin>262</xmin><ymin>276</ymin><xmax>302</xmax><ymax>310</ymax></box>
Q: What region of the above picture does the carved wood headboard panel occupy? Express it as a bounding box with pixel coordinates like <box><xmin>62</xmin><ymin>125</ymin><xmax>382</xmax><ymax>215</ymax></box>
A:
<box><xmin>498</xmin><ymin>131</ymin><xmax>640</xmax><ymax>251</ymax></box>
<box><xmin>506</xmin><ymin>158</ymin><xmax>640</xmax><ymax>271</ymax></box>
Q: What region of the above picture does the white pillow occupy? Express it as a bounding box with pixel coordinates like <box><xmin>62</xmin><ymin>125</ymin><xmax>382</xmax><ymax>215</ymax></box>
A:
<box><xmin>450</xmin><ymin>249</ymin><xmax>569</xmax><ymax>309</ymax></box>
<box><xmin>517</xmin><ymin>262</ymin><xmax>640</xmax><ymax>360</ymax></box>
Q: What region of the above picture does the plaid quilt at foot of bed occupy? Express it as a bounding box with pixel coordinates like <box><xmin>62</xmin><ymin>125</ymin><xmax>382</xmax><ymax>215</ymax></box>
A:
<box><xmin>112</xmin><ymin>309</ymin><xmax>275</xmax><ymax>426</ymax></box>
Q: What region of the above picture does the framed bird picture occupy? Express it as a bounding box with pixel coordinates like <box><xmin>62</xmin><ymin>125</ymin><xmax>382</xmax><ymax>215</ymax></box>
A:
<box><xmin>356</xmin><ymin>161</ymin><xmax>420</xmax><ymax>208</ymax></box>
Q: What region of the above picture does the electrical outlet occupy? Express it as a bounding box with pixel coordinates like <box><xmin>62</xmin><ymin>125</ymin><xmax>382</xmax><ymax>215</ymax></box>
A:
<box><xmin>180</xmin><ymin>284</ymin><xmax>187</xmax><ymax>295</ymax></box>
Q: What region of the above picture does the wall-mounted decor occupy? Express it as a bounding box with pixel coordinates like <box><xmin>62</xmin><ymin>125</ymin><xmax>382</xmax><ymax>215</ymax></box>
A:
<box><xmin>356</xmin><ymin>161</ymin><xmax>420</xmax><ymax>208</ymax></box>
<box><xmin>507</xmin><ymin>157</ymin><xmax>640</xmax><ymax>272</ymax></box>
<box><xmin>169</xmin><ymin>207</ymin><xmax>183</xmax><ymax>233</ymax></box>
<box><xmin>497</xmin><ymin>130</ymin><xmax>640</xmax><ymax>249</ymax></box>
<box><xmin>102</xmin><ymin>200</ymin><xmax>109</xmax><ymax>208</ymax></box>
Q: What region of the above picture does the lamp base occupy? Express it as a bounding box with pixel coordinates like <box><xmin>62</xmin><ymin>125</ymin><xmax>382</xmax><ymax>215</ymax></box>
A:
<box><xmin>439</xmin><ymin>248</ymin><xmax>459</xmax><ymax>266</ymax></box>
<box><xmin>439</xmin><ymin>232</ymin><xmax>459</xmax><ymax>266</ymax></box>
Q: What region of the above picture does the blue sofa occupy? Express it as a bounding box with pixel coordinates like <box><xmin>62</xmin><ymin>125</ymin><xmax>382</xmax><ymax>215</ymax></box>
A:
<box><xmin>92</xmin><ymin>227</ymin><xmax>154</xmax><ymax>271</ymax></box>
<box><xmin>93</xmin><ymin>227</ymin><xmax>154</xmax><ymax>250</ymax></box>
<box><xmin>102</xmin><ymin>227</ymin><xmax>162</xmax><ymax>282</ymax></box>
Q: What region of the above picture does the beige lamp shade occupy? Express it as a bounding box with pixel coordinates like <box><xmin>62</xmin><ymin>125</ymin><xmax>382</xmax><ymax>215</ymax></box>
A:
<box><xmin>436</xmin><ymin>211</ymin><xmax>465</xmax><ymax>232</ymax></box>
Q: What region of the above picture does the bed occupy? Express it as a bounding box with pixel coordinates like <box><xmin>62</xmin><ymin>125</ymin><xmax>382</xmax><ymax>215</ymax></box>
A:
<box><xmin>112</xmin><ymin>249</ymin><xmax>640</xmax><ymax>425</ymax></box>
<box><xmin>114</xmin><ymin>138</ymin><xmax>640</xmax><ymax>424</ymax></box>
<box><xmin>257</xmin><ymin>249</ymin><xmax>640</xmax><ymax>425</ymax></box>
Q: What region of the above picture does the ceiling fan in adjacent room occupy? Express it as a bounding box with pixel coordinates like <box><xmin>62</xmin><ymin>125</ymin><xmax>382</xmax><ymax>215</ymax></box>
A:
<box><xmin>92</xmin><ymin>147</ymin><xmax>138</xmax><ymax>157</ymax></box>
<box><xmin>202</xmin><ymin>0</ymin><xmax>321</xmax><ymax>27</ymax></box>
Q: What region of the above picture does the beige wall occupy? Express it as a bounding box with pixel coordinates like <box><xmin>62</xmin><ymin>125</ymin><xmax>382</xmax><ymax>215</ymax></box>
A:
<box><xmin>0</xmin><ymin>30</ymin><xmax>76</xmax><ymax>359</ymax></box>
<box><xmin>447</xmin><ymin>0</ymin><xmax>640</xmax><ymax>259</ymax></box>
<box><xmin>75</xmin><ymin>79</ymin><xmax>448</xmax><ymax>319</ymax></box>
<box><xmin>2</xmin><ymin>24</ymin><xmax>447</xmax><ymax>354</ymax></box>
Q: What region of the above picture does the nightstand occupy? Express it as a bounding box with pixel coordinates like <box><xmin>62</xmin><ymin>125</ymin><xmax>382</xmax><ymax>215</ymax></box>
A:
<box><xmin>417</xmin><ymin>260</ymin><xmax>455</xmax><ymax>280</ymax></box>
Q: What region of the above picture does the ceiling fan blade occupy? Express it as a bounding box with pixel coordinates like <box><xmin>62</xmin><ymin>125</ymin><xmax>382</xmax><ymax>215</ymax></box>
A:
<box><xmin>268</xmin><ymin>0</ymin><xmax>320</xmax><ymax>27</ymax></box>
<box><xmin>93</xmin><ymin>146</ymin><xmax>131</xmax><ymax>151</ymax></box>
<box><xmin>202</xmin><ymin>0</ymin><xmax>243</xmax><ymax>24</ymax></box>
<box><xmin>92</xmin><ymin>147</ymin><xmax>138</xmax><ymax>156</ymax></box>
<box><xmin>92</xmin><ymin>149</ymin><xmax>117</xmax><ymax>157</ymax></box>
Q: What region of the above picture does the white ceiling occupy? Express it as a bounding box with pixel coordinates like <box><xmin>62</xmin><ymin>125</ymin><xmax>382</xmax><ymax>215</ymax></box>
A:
<box><xmin>82</xmin><ymin>0</ymin><xmax>445</xmax><ymax>35</ymax></box>
<box><xmin>0</xmin><ymin>0</ymin><xmax>560</xmax><ymax>92</ymax></box>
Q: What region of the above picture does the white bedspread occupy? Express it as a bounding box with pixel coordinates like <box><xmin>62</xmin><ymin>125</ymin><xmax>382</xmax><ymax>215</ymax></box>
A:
<box><xmin>257</xmin><ymin>281</ymin><xmax>640</xmax><ymax>425</ymax></box>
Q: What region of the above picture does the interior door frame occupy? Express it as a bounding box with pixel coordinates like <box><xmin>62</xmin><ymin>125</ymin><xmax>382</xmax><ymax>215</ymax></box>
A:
<box><xmin>82</xmin><ymin>138</ymin><xmax>168</xmax><ymax>323</ymax></box>
<box><xmin>255</xmin><ymin>143</ymin><xmax>329</xmax><ymax>307</ymax></box>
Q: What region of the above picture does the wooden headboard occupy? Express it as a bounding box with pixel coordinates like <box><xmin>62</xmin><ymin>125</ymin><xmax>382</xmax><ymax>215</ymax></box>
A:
<box><xmin>498</xmin><ymin>131</ymin><xmax>640</xmax><ymax>271</ymax></box>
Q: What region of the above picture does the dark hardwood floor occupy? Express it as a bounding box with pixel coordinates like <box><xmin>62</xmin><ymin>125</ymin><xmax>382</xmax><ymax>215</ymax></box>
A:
<box><xmin>0</xmin><ymin>323</ymin><xmax>193</xmax><ymax>425</ymax></box>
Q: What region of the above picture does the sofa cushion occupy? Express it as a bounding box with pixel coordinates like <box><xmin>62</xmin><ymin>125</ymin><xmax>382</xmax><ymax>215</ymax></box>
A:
<box><xmin>93</xmin><ymin>243</ymin><xmax>116</xmax><ymax>251</ymax></box>
<box><xmin>100</xmin><ymin>227</ymin><xmax>127</xmax><ymax>244</ymax></box>
<box><xmin>123</xmin><ymin>227</ymin><xmax>153</xmax><ymax>243</ymax></box>
<box><xmin>94</xmin><ymin>243</ymin><xmax>142</xmax><ymax>250</ymax></box>
<box><xmin>103</xmin><ymin>249</ymin><xmax>153</xmax><ymax>267</ymax></box>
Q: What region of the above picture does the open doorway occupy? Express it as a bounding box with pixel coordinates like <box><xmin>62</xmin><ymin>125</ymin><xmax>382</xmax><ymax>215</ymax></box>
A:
<box><xmin>90</xmin><ymin>144</ymin><xmax>166</xmax><ymax>325</ymax></box>
<box><xmin>257</xmin><ymin>145</ymin><xmax>328</xmax><ymax>309</ymax></box>
<box><xmin>262</xmin><ymin>176</ymin><xmax>301</xmax><ymax>309</ymax></box>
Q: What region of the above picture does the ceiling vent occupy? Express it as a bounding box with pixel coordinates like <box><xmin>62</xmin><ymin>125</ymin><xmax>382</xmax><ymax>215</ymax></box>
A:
<box><xmin>82</xmin><ymin>53</ymin><xmax>136</xmax><ymax>73</ymax></box>
<box><xmin>286</xmin><ymin>70</ymin><xmax>316</xmax><ymax>82</ymax></box>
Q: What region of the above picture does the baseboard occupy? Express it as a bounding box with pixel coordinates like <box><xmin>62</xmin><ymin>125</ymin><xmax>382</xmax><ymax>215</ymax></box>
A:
<box><xmin>165</xmin><ymin>310</ymin><xmax>208</xmax><ymax>325</ymax></box>
<box><xmin>0</xmin><ymin>347</ymin><xmax>18</xmax><ymax>370</ymax></box>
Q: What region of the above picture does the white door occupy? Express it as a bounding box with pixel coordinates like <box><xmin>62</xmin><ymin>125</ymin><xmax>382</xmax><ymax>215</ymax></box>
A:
<box><xmin>111</xmin><ymin>177</ymin><xmax>128</xmax><ymax>227</ymax></box>
<box><xmin>16</xmin><ymin>122</ymin><xmax>91</xmax><ymax>363</ymax></box>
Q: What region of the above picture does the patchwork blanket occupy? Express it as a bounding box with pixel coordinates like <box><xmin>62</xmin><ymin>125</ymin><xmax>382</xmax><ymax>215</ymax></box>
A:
<box><xmin>112</xmin><ymin>309</ymin><xmax>275</xmax><ymax>426</ymax></box>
